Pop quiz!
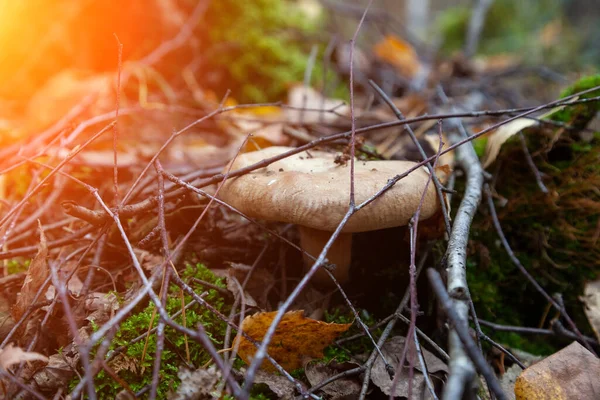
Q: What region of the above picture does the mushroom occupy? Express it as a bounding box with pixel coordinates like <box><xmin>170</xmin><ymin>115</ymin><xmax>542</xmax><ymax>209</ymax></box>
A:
<box><xmin>219</xmin><ymin>146</ymin><xmax>443</xmax><ymax>285</ymax></box>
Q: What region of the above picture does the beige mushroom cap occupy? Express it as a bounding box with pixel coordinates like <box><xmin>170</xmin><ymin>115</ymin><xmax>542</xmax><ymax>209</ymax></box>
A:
<box><xmin>219</xmin><ymin>146</ymin><xmax>441</xmax><ymax>233</ymax></box>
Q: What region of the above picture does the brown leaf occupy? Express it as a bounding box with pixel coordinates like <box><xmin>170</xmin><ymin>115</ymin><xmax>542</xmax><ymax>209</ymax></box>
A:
<box><xmin>514</xmin><ymin>342</ymin><xmax>600</xmax><ymax>400</ymax></box>
<box><xmin>44</xmin><ymin>260</ymin><xmax>84</xmax><ymax>300</ymax></box>
<box><xmin>305</xmin><ymin>360</ymin><xmax>361</xmax><ymax>399</ymax></box>
<box><xmin>285</xmin><ymin>85</ymin><xmax>349</xmax><ymax>124</ymax></box>
<box><xmin>423</xmin><ymin>133</ymin><xmax>455</xmax><ymax>172</ymax></box>
<box><xmin>226</xmin><ymin>280</ymin><xmax>256</xmax><ymax>308</ymax></box>
<box><xmin>0</xmin><ymin>343</ymin><xmax>48</xmax><ymax>370</ymax></box>
<box><xmin>371</xmin><ymin>336</ymin><xmax>447</xmax><ymax>399</ymax></box>
<box><xmin>581</xmin><ymin>279</ymin><xmax>600</xmax><ymax>342</ymax></box>
<box><xmin>31</xmin><ymin>343</ymin><xmax>79</xmax><ymax>391</ymax></box>
<box><xmin>225</xmin><ymin>268</ymin><xmax>257</xmax><ymax>308</ymax></box>
<box><xmin>110</xmin><ymin>353</ymin><xmax>139</xmax><ymax>375</ymax></box>
<box><xmin>234</xmin><ymin>310</ymin><xmax>351</xmax><ymax>372</ymax></box>
<box><xmin>226</xmin><ymin>264</ymin><xmax>274</xmax><ymax>310</ymax></box>
<box><xmin>0</xmin><ymin>311</ymin><xmax>15</xmax><ymax>343</ymax></box>
<box><xmin>134</xmin><ymin>248</ymin><xmax>164</xmax><ymax>272</ymax></box>
<box><xmin>291</xmin><ymin>285</ymin><xmax>332</xmax><ymax>321</ymax></box>
<box><xmin>12</xmin><ymin>221</ymin><xmax>49</xmax><ymax>321</ymax></box>
<box><xmin>85</xmin><ymin>292</ymin><xmax>120</xmax><ymax>326</ymax></box>
<box><xmin>252</xmin><ymin>369</ymin><xmax>297</xmax><ymax>400</ymax></box>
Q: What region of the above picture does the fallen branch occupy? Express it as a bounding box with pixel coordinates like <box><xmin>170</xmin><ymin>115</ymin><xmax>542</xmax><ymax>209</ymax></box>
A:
<box><xmin>428</xmin><ymin>269</ymin><xmax>506</xmax><ymax>400</ymax></box>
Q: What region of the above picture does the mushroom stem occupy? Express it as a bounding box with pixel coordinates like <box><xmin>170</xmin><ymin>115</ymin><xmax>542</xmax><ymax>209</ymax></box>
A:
<box><xmin>298</xmin><ymin>226</ymin><xmax>353</xmax><ymax>285</ymax></box>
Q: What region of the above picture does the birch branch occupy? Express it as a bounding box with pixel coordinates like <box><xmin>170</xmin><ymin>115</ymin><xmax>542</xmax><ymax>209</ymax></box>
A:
<box><xmin>443</xmin><ymin>126</ymin><xmax>484</xmax><ymax>399</ymax></box>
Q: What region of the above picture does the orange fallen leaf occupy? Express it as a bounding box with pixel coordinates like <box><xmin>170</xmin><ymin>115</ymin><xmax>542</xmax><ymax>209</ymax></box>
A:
<box><xmin>373</xmin><ymin>35</ymin><xmax>421</xmax><ymax>78</ymax></box>
<box><xmin>234</xmin><ymin>310</ymin><xmax>351</xmax><ymax>371</ymax></box>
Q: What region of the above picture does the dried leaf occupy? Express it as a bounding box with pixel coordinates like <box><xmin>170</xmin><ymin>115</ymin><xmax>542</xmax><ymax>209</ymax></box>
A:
<box><xmin>226</xmin><ymin>265</ymin><xmax>274</xmax><ymax>310</ymax></box>
<box><xmin>581</xmin><ymin>279</ymin><xmax>600</xmax><ymax>342</ymax></box>
<box><xmin>31</xmin><ymin>343</ymin><xmax>79</xmax><ymax>392</ymax></box>
<box><xmin>224</xmin><ymin>266</ymin><xmax>268</xmax><ymax>303</ymax></box>
<box><xmin>169</xmin><ymin>366</ymin><xmax>221</xmax><ymax>400</ymax></box>
<box><xmin>44</xmin><ymin>260</ymin><xmax>84</xmax><ymax>301</ymax></box>
<box><xmin>110</xmin><ymin>353</ymin><xmax>139</xmax><ymax>375</ymax></box>
<box><xmin>291</xmin><ymin>285</ymin><xmax>332</xmax><ymax>321</ymax></box>
<box><xmin>373</xmin><ymin>35</ymin><xmax>421</xmax><ymax>78</ymax></box>
<box><xmin>85</xmin><ymin>292</ymin><xmax>120</xmax><ymax>326</ymax></box>
<box><xmin>371</xmin><ymin>336</ymin><xmax>447</xmax><ymax>399</ymax></box>
<box><xmin>12</xmin><ymin>221</ymin><xmax>49</xmax><ymax>321</ymax></box>
<box><xmin>134</xmin><ymin>248</ymin><xmax>164</xmax><ymax>272</ymax></box>
<box><xmin>514</xmin><ymin>342</ymin><xmax>600</xmax><ymax>400</ymax></box>
<box><xmin>0</xmin><ymin>343</ymin><xmax>48</xmax><ymax>369</ymax></box>
<box><xmin>224</xmin><ymin>105</ymin><xmax>290</xmax><ymax>150</ymax></box>
<box><xmin>243</xmin><ymin>122</ymin><xmax>289</xmax><ymax>152</ymax></box>
<box><xmin>482</xmin><ymin>118</ymin><xmax>538</xmax><ymax>168</ymax></box>
<box><xmin>305</xmin><ymin>360</ymin><xmax>361</xmax><ymax>399</ymax></box>
<box><xmin>482</xmin><ymin>103</ymin><xmax>570</xmax><ymax>168</ymax></box>
<box><xmin>0</xmin><ymin>311</ymin><xmax>15</xmax><ymax>342</ymax></box>
<box><xmin>285</xmin><ymin>85</ymin><xmax>349</xmax><ymax>124</ymax></box>
<box><xmin>226</xmin><ymin>271</ymin><xmax>258</xmax><ymax>308</ymax></box>
<box><xmin>252</xmin><ymin>369</ymin><xmax>297</xmax><ymax>400</ymax></box>
<box><xmin>423</xmin><ymin>133</ymin><xmax>455</xmax><ymax>171</ymax></box>
<box><xmin>234</xmin><ymin>310</ymin><xmax>351</xmax><ymax>371</ymax></box>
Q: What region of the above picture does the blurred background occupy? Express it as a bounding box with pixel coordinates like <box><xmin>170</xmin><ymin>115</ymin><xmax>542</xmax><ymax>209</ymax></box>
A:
<box><xmin>0</xmin><ymin>0</ymin><xmax>597</xmax><ymax>105</ymax></box>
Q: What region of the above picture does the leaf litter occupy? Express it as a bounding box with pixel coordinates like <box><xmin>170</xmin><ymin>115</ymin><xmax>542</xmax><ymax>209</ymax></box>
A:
<box><xmin>370</xmin><ymin>336</ymin><xmax>447</xmax><ymax>399</ymax></box>
<box><xmin>234</xmin><ymin>310</ymin><xmax>351</xmax><ymax>372</ymax></box>
<box><xmin>0</xmin><ymin>1</ymin><xmax>597</xmax><ymax>398</ymax></box>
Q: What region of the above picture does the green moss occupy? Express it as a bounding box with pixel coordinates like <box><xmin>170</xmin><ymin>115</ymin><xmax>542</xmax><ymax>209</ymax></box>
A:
<box><xmin>324</xmin><ymin>308</ymin><xmax>355</xmax><ymax>325</ymax></box>
<box><xmin>222</xmin><ymin>385</ymin><xmax>281</xmax><ymax>400</ymax></box>
<box><xmin>5</xmin><ymin>258</ymin><xmax>30</xmax><ymax>274</ymax></box>
<box><xmin>317</xmin><ymin>308</ymin><xmax>378</xmax><ymax>364</ymax></box>
<box><xmin>201</xmin><ymin>0</ymin><xmax>345</xmax><ymax>103</ymax></box>
<box><xmin>466</xmin><ymin>97</ymin><xmax>600</xmax><ymax>354</ymax></box>
<box><xmin>73</xmin><ymin>263</ymin><xmax>230</xmax><ymax>398</ymax></box>
<box><xmin>551</xmin><ymin>74</ymin><xmax>600</xmax><ymax>130</ymax></box>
